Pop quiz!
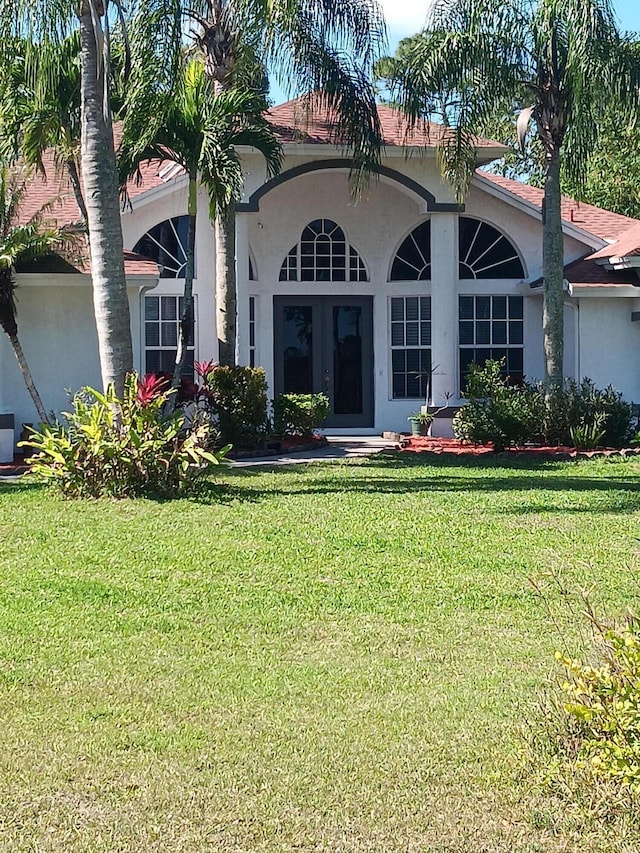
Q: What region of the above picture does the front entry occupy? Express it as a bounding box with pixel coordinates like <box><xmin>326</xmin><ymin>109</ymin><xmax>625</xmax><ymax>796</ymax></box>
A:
<box><xmin>274</xmin><ymin>296</ymin><xmax>374</xmax><ymax>428</ymax></box>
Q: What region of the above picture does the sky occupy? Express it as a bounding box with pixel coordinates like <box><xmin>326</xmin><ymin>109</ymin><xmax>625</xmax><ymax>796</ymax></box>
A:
<box><xmin>380</xmin><ymin>0</ymin><xmax>639</xmax><ymax>53</ymax></box>
<box><xmin>271</xmin><ymin>0</ymin><xmax>639</xmax><ymax>105</ymax></box>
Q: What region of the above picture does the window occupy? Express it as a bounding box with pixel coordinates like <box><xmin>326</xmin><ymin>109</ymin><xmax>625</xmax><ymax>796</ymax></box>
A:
<box><xmin>133</xmin><ymin>216</ymin><xmax>190</xmax><ymax>278</ymax></box>
<box><xmin>458</xmin><ymin>295</ymin><xmax>523</xmax><ymax>392</ymax></box>
<box><xmin>249</xmin><ymin>297</ymin><xmax>256</xmax><ymax>367</ymax></box>
<box><xmin>458</xmin><ymin>218</ymin><xmax>524</xmax><ymax>279</ymax></box>
<box><xmin>390</xmin><ymin>221</ymin><xmax>431</xmax><ymax>280</ymax></box>
<box><xmin>390</xmin><ymin>296</ymin><xmax>432</xmax><ymax>399</ymax></box>
<box><xmin>144</xmin><ymin>295</ymin><xmax>195</xmax><ymax>378</ymax></box>
<box><xmin>279</xmin><ymin>218</ymin><xmax>368</xmax><ymax>282</ymax></box>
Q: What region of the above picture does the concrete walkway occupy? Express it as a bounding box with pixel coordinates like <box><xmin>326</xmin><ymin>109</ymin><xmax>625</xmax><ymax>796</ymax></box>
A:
<box><xmin>231</xmin><ymin>435</ymin><xmax>397</xmax><ymax>467</ymax></box>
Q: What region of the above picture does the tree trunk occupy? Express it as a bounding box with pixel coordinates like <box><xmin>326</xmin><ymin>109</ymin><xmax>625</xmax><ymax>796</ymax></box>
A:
<box><xmin>542</xmin><ymin>148</ymin><xmax>564</xmax><ymax>390</ymax></box>
<box><xmin>79</xmin><ymin>4</ymin><xmax>133</xmax><ymax>397</ymax></box>
<box><xmin>7</xmin><ymin>333</ymin><xmax>49</xmax><ymax>424</ymax></box>
<box><xmin>172</xmin><ymin>178</ymin><xmax>197</xmax><ymax>392</ymax></box>
<box><xmin>66</xmin><ymin>155</ymin><xmax>88</xmax><ymax>224</ymax></box>
<box><xmin>216</xmin><ymin>202</ymin><xmax>237</xmax><ymax>366</ymax></box>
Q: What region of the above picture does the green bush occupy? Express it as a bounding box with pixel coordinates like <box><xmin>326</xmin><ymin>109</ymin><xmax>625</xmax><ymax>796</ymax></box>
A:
<box><xmin>544</xmin><ymin>379</ymin><xmax>633</xmax><ymax>447</ymax></box>
<box><xmin>453</xmin><ymin>361</ymin><xmax>634</xmax><ymax>450</ymax></box>
<box><xmin>453</xmin><ymin>360</ymin><xmax>545</xmax><ymax>451</ymax></box>
<box><xmin>197</xmin><ymin>364</ymin><xmax>269</xmax><ymax>448</ymax></box>
<box><xmin>272</xmin><ymin>393</ymin><xmax>329</xmax><ymax>437</ymax></box>
<box><xmin>558</xmin><ymin>618</ymin><xmax>640</xmax><ymax>788</ymax></box>
<box><xmin>20</xmin><ymin>373</ymin><xmax>228</xmax><ymax>498</ymax></box>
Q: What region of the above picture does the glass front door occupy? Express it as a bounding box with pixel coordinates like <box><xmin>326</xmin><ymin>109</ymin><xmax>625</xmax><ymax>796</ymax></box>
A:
<box><xmin>274</xmin><ymin>296</ymin><xmax>374</xmax><ymax>428</ymax></box>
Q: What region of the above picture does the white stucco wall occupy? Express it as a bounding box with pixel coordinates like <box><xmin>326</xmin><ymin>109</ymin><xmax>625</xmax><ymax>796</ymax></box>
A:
<box><xmin>0</xmin><ymin>277</ymin><xmax>150</xmax><ymax>437</ymax></box>
<box><xmin>578</xmin><ymin>297</ymin><xmax>640</xmax><ymax>402</ymax></box>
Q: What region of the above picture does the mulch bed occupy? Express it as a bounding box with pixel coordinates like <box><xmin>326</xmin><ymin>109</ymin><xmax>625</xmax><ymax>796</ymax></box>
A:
<box><xmin>398</xmin><ymin>436</ymin><xmax>640</xmax><ymax>459</ymax></box>
<box><xmin>0</xmin><ymin>454</ymin><xmax>29</xmax><ymax>477</ymax></box>
<box><xmin>229</xmin><ymin>434</ymin><xmax>328</xmax><ymax>459</ymax></box>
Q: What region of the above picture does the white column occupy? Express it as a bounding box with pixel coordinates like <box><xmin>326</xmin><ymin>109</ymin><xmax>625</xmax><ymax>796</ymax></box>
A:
<box><xmin>429</xmin><ymin>213</ymin><xmax>458</xmax><ymax>403</ymax></box>
<box><xmin>235</xmin><ymin>212</ymin><xmax>250</xmax><ymax>365</ymax></box>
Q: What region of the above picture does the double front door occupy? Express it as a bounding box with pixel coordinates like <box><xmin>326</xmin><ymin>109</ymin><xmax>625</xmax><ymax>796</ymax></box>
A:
<box><xmin>273</xmin><ymin>296</ymin><xmax>374</xmax><ymax>428</ymax></box>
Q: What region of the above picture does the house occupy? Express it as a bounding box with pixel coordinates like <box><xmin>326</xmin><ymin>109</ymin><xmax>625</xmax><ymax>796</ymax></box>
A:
<box><xmin>2</xmin><ymin>97</ymin><xmax>640</xmax><ymax>450</ymax></box>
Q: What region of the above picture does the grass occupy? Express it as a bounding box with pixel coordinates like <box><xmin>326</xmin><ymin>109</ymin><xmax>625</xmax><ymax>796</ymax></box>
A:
<box><xmin>1</xmin><ymin>454</ymin><xmax>640</xmax><ymax>851</ymax></box>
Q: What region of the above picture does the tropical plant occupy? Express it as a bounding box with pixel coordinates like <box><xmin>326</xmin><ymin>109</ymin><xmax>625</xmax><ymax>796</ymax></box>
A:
<box><xmin>0</xmin><ymin>0</ymin><xmax>134</xmax><ymax>397</ymax></box>
<box><xmin>0</xmin><ymin>163</ymin><xmax>81</xmax><ymax>424</ymax></box>
<box><xmin>194</xmin><ymin>360</ymin><xmax>269</xmax><ymax>448</ymax></box>
<box><xmin>119</xmin><ymin>54</ymin><xmax>282</xmax><ymax>391</ymax></box>
<box><xmin>0</xmin><ymin>34</ymin><xmax>87</xmax><ymax>222</ymax></box>
<box><xmin>21</xmin><ymin>372</ymin><xmax>229</xmax><ymax>498</ymax></box>
<box><xmin>127</xmin><ymin>0</ymin><xmax>385</xmax><ymax>366</ymax></box>
<box><xmin>557</xmin><ymin>615</ymin><xmax>640</xmax><ymax>789</ymax></box>
<box><xmin>453</xmin><ymin>359</ymin><xmax>545</xmax><ymax>450</ymax></box>
<box><xmin>384</xmin><ymin>0</ymin><xmax>640</xmax><ymax>390</ymax></box>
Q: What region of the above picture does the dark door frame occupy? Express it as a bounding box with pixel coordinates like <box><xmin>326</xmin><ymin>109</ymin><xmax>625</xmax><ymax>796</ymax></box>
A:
<box><xmin>273</xmin><ymin>295</ymin><xmax>374</xmax><ymax>428</ymax></box>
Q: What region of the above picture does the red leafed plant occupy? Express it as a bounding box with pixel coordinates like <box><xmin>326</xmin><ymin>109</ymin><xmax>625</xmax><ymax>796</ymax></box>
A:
<box><xmin>135</xmin><ymin>373</ymin><xmax>169</xmax><ymax>407</ymax></box>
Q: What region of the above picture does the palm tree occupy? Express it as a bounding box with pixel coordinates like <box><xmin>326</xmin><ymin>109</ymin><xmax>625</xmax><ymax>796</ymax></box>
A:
<box><xmin>119</xmin><ymin>55</ymin><xmax>282</xmax><ymax>389</ymax></box>
<box><xmin>0</xmin><ymin>164</ymin><xmax>81</xmax><ymax>423</ymax></box>
<box><xmin>0</xmin><ymin>34</ymin><xmax>87</xmax><ymax>223</ymax></box>
<box><xmin>0</xmin><ymin>0</ymin><xmax>134</xmax><ymax>397</ymax></box>
<box><xmin>384</xmin><ymin>0</ymin><xmax>640</xmax><ymax>390</ymax></box>
<box><xmin>127</xmin><ymin>0</ymin><xmax>385</xmax><ymax>365</ymax></box>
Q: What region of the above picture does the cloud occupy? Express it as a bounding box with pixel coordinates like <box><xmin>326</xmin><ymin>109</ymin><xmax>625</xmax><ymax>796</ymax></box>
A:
<box><xmin>378</xmin><ymin>0</ymin><xmax>434</xmax><ymax>39</ymax></box>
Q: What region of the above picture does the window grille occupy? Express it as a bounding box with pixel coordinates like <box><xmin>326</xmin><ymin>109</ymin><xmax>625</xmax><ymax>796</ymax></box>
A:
<box><xmin>133</xmin><ymin>216</ymin><xmax>190</xmax><ymax>278</ymax></box>
<box><xmin>390</xmin><ymin>296</ymin><xmax>432</xmax><ymax>399</ymax></box>
<box><xmin>458</xmin><ymin>218</ymin><xmax>524</xmax><ymax>279</ymax></box>
<box><xmin>279</xmin><ymin>218</ymin><xmax>368</xmax><ymax>282</ymax></box>
<box><xmin>458</xmin><ymin>294</ymin><xmax>524</xmax><ymax>391</ymax></box>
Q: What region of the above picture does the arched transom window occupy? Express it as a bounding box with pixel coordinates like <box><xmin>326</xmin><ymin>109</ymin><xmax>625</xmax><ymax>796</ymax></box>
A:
<box><xmin>133</xmin><ymin>216</ymin><xmax>189</xmax><ymax>278</ymax></box>
<box><xmin>390</xmin><ymin>221</ymin><xmax>431</xmax><ymax>280</ymax></box>
<box><xmin>279</xmin><ymin>218</ymin><xmax>368</xmax><ymax>282</ymax></box>
<box><xmin>459</xmin><ymin>217</ymin><xmax>524</xmax><ymax>279</ymax></box>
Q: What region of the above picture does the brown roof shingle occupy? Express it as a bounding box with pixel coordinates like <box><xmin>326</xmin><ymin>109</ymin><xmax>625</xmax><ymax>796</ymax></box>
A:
<box><xmin>587</xmin><ymin>221</ymin><xmax>640</xmax><ymax>260</ymax></box>
<box><xmin>265</xmin><ymin>98</ymin><xmax>502</xmax><ymax>149</ymax></box>
<box><xmin>480</xmin><ymin>172</ymin><xmax>637</xmax><ymax>242</ymax></box>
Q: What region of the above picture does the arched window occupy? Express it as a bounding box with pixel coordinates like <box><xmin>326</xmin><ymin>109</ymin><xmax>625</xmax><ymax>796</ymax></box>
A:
<box><xmin>390</xmin><ymin>221</ymin><xmax>431</xmax><ymax>280</ymax></box>
<box><xmin>133</xmin><ymin>216</ymin><xmax>189</xmax><ymax>278</ymax></box>
<box><xmin>458</xmin><ymin>217</ymin><xmax>524</xmax><ymax>279</ymax></box>
<box><xmin>279</xmin><ymin>218</ymin><xmax>368</xmax><ymax>282</ymax></box>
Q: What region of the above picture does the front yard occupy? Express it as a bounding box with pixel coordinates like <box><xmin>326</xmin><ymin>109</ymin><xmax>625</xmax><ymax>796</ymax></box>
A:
<box><xmin>1</xmin><ymin>455</ymin><xmax>639</xmax><ymax>851</ymax></box>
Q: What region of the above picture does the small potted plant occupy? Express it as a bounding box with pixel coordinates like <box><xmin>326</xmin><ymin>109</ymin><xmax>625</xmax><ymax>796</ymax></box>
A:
<box><xmin>408</xmin><ymin>410</ymin><xmax>435</xmax><ymax>437</ymax></box>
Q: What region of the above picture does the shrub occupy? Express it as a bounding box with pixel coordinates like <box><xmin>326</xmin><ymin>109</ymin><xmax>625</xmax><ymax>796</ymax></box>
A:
<box><xmin>20</xmin><ymin>373</ymin><xmax>228</xmax><ymax>498</ymax></box>
<box><xmin>544</xmin><ymin>379</ymin><xmax>633</xmax><ymax>447</ymax></box>
<box><xmin>196</xmin><ymin>362</ymin><xmax>269</xmax><ymax>448</ymax></box>
<box><xmin>453</xmin><ymin>359</ymin><xmax>545</xmax><ymax>451</ymax></box>
<box><xmin>557</xmin><ymin>617</ymin><xmax>640</xmax><ymax>788</ymax></box>
<box><xmin>272</xmin><ymin>393</ymin><xmax>330</xmax><ymax>437</ymax></box>
<box><xmin>453</xmin><ymin>361</ymin><xmax>634</xmax><ymax>450</ymax></box>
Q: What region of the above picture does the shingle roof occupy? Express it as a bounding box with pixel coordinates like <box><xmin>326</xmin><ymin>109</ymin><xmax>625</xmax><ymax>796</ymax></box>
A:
<box><xmin>480</xmin><ymin>172</ymin><xmax>637</xmax><ymax>242</ymax></box>
<box><xmin>264</xmin><ymin>98</ymin><xmax>503</xmax><ymax>149</ymax></box>
<box><xmin>562</xmin><ymin>257</ymin><xmax>637</xmax><ymax>286</ymax></box>
<box><xmin>587</xmin><ymin>221</ymin><xmax>640</xmax><ymax>260</ymax></box>
<box><xmin>15</xmin><ymin>143</ymin><xmax>162</xmax><ymax>276</ymax></box>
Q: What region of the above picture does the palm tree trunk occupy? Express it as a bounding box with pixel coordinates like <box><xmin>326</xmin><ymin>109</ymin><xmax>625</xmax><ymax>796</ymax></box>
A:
<box><xmin>215</xmin><ymin>202</ymin><xmax>237</xmax><ymax>366</ymax></box>
<box><xmin>542</xmin><ymin>148</ymin><xmax>564</xmax><ymax>390</ymax></box>
<box><xmin>78</xmin><ymin>2</ymin><xmax>133</xmax><ymax>397</ymax></box>
<box><xmin>65</xmin><ymin>156</ymin><xmax>88</xmax><ymax>224</ymax></box>
<box><xmin>7</xmin><ymin>333</ymin><xmax>49</xmax><ymax>424</ymax></box>
<box><xmin>173</xmin><ymin>177</ymin><xmax>197</xmax><ymax>390</ymax></box>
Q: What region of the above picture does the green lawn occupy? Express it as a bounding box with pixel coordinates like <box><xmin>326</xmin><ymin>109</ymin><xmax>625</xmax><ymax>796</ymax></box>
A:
<box><xmin>1</xmin><ymin>454</ymin><xmax>639</xmax><ymax>852</ymax></box>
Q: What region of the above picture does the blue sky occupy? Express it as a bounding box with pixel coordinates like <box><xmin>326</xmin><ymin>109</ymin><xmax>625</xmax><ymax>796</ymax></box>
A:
<box><xmin>271</xmin><ymin>0</ymin><xmax>639</xmax><ymax>105</ymax></box>
<box><xmin>380</xmin><ymin>0</ymin><xmax>638</xmax><ymax>52</ymax></box>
